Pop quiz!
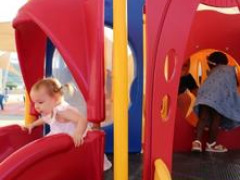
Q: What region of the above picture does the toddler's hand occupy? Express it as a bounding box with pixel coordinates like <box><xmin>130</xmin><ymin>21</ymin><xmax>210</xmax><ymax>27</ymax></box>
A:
<box><xmin>72</xmin><ymin>132</ymin><xmax>84</xmax><ymax>147</ymax></box>
<box><xmin>22</xmin><ymin>124</ymin><xmax>34</xmax><ymax>134</ymax></box>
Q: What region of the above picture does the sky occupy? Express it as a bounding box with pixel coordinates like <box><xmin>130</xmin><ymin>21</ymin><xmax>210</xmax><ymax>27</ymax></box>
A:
<box><xmin>198</xmin><ymin>4</ymin><xmax>239</xmax><ymax>14</ymax></box>
<box><xmin>0</xmin><ymin>1</ymin><xmax>239</xmax><ymax>23</ymax></box>
<box><xmin>0</xmin><ymin>1</ymin><xmax>238</xmax><ymax>22</ymax></box>
<box><xmin>0</xmin><ymin>0</ymin><xmax>27</xmax><ymax>22</ymax></box>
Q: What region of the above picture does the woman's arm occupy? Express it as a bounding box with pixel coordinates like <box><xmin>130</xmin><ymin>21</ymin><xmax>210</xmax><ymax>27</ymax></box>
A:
<box><xmin>56</xmin><ymin>108</ymin><xmax>88</xmax><ymax>147</ymax></box>
<box><xmin>234</xmin><ymin>66</ymin><xmax>240</xmax><ymax>94</ymax></box>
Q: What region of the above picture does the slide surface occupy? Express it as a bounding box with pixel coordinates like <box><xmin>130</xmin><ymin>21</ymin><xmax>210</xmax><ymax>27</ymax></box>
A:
<box><xmin>0</xmin><ymin>126</ymin><xmax>104</xmax><ymax>180</ymax></box>
<box><xmin>0</xmin><ymin>125</ymin><xmax>42</xmax><ymax>162</ymax></box>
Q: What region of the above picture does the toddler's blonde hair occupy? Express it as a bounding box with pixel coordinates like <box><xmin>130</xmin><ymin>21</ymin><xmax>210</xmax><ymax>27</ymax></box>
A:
<box><xmin>31</xmin><ymin>78</ymin><xmax>74</xmax><ymax>98</ymax></box>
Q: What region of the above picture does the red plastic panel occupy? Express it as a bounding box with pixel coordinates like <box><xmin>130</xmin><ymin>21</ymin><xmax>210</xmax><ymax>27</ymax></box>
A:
<box><xmin>14</xmin><ymin>21</ymin><xmax>46</xmax><ymax>94</ymax></box>
<box><xmin>0</xmin><ymin>131</ymin><xmax>104</xmax><ymax>180</ymax></box>
<box><xmin>143</xmin><ymin>0</ymin><xmax>170</xmax><ymax>178</ymax></box>
<box><xmin>144</xmin><ymin>0</ymin><xmax>200</xmax><ymax>179</ymax></box>
<box><xmin>145</xmin><ymin>1</ymin><xmax>240</xmax><ymax>179</ymax></box>
<box><xmin>174</xmin><ymin>11</ymin><xmax>240</xmax><ymax>152</ymax></box>
<box><xmin>174</xmin><ymin>109</ymin><xmax>240</xmax><ymax>151</ymax></box>
<box><xmin>0</xmin><ymin>125</ymin><xmax>42</xmax><ymax>163</ymax></box>
<box><xmin>201</xmin><ymin>0</ymin><xmax>238</xmax><ymax>7</ymax></box>
<box><xmin>186</xmin><ymin>11</ymin><xmax>240</xmax><ymax>60</ymax></box>
<box><xmin>13</xmin><ymin>0</ymin><xmax>105</xmax><ymax>122</ymax></box>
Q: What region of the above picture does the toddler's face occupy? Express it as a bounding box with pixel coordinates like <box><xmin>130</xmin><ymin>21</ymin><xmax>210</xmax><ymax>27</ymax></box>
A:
<box><xmin>30</xmin><ymin>87</ymin><xmax>57</xmax><ymax>116</ymax></box>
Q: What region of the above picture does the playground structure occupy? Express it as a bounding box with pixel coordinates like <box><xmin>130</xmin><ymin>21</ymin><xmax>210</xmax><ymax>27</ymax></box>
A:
<box><xmin>144</xmin><ymin>0</ymin><xmax>240</xmax><ymax>179</ymax></box>
<box><xmin>0</xmin><ymin>0</ymin><xmax>106</xmax><ymax>179</ymax></box>
<box><xmin>0</xmin><ymin>0</ymin><xmax>240</xmax><ymax>180</ymax></box>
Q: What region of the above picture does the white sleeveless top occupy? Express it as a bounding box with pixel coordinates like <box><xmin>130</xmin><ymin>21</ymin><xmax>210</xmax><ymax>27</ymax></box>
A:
<box><xmin>42</xmin><ymin>101</ymin><xmax>86</xmax><ymax>137</ymax></box>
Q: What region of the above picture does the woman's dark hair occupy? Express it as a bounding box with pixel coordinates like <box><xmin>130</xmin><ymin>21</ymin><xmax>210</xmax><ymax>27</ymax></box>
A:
<box><xmin>207</xmin><ymin>51</ymin><xmax>228</xmax><ymax>65</ymax></box>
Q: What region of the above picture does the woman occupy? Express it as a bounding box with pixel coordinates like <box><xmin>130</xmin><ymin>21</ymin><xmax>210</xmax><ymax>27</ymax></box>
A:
<box><xmin>192</xmin><ymin>51</ymin><xmax>240</xmax><ymax>153</ymax></box>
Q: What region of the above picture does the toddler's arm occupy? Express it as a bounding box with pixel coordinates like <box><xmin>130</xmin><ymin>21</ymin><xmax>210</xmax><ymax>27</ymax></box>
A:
<box><xmin>24</xmin><ymin>118</ymin><xmax>45</xmax><ymax>134</ymax></box>
<box><xmin>56</xmin><ymin>107</ymin><xmax>88</xmax><ymax>147</ymax></box>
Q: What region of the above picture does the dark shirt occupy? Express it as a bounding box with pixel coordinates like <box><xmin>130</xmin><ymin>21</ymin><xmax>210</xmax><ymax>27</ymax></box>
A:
<box><xmin>178</xmin><ymin>74</ymin><xmax>198</xmax><ymax>94</ymax></box>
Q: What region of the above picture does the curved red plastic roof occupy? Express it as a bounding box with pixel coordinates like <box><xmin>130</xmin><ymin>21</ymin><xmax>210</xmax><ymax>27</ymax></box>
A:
<box><xmin>201</xmin><ymin>0</ymin><xmax>238</xmax><ymax>7</ymax></box>
<box><xmin>186</xmin><ymin>11</ymin><xmax>240</xmax><ymax>60</ymax></box>
<box><xmin>13</xmin><ymin>0</ymin><xmax>105</xmax><ymax>122</ymax></box>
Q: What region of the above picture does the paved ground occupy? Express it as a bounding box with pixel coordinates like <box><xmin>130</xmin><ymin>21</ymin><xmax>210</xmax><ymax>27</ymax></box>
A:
<box><xmin>105</xmin><ymin>151</ymin><xmax>240</xmax><ymax>180</ymax></box>
<box><xmin>104</xmin><ymin>154</ymin><xmax>142</xmax><ymax>180</ymax></box>
<box><xmin>0</xmin><ymin>98</ymin><xmax>24</xmax><ymax>126</ymax></box>
<box><xmin>173</xmin><ymin>151</ymin><xmax>240</xmax><ymax>180</ymax></box>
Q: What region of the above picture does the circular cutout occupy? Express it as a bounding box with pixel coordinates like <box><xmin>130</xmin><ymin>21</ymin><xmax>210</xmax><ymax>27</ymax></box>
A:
<box><xmin>160</xmin><ymin>95</ymin><xmax>170</xmax><ymax>122</ymax></box>
<box><xmin>179</xmin><ymin>49</ymin><xmax>240</xmax><ymax>127</ymax></box>
<box><xmin>164</xmin><ymin>49</ymin><xmax>177</xmax><ymax>81</ymax></box>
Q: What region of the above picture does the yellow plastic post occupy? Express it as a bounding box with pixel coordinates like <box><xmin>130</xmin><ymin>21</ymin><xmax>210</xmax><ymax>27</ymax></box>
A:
<box><xmin>154</xmin><ymin>159</ymin><xmax>172</xmax><ymax>180</ymax></box>
<box><xmin>113</xmin><ymin>0</ymin><xmax>128</xmax><ymax>178</ymax></box>
<box><xmin>142</xmin><ymin>6</ymin><xmax>146</xmax><ymax>145</ymax></box>
<box><xmin>24</xmin><ymin>91</ymin><xmax>36</xmax><ymax>125</ymax></box>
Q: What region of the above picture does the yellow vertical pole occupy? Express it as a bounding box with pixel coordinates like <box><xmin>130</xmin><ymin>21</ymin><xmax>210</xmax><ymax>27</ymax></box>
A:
<box><xmin>142</xmin><ymin>6</ymin><xmax>146</xmax><ymax>145</ymax></box>
<box><xmin>24</xmin><ymin>91</ymin><xmax>36</xmax><ymax>125</ymax></box>
<box><xmin>113</xmin><ymin>0</ymin><xmax>128</xmax><ymax>178</ymax></box>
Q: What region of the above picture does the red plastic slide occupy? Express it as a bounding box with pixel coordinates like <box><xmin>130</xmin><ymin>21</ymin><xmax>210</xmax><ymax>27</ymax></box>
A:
<box><xmin>0</xmin><ymin>125</ymin><xmax>104</xmax><ymax>180</ymax></box>
<box><xmin>0</xmin><ymin>125</ymin><xmax>42</xmax><ymax>162</ymax></box>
